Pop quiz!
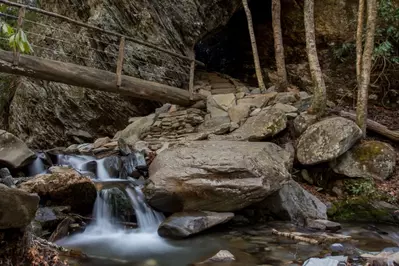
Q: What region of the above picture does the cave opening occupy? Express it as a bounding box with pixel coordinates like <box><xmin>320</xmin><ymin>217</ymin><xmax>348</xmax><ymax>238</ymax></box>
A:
<box><xmin>195</xmin><ymin>0</ymin><xmax>273</xmax><ymax>86</ymax></box>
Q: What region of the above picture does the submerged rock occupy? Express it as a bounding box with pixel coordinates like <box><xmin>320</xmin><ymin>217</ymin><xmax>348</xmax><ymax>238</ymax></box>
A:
<box><xmin>297</xmin><ymin>117</ymin><xmax>362</xmax><ymax>165</ymax></box>
<box><xmin>18</xmin><ymin>167</ymin><xmax>96</xmax><ymax>214</ymax></box>
<box><xmin>0</xmin><ymin>130</ymin><xmax>36</xmax><ymax>169</ymax></box>
<box><xmin>0</xmin><ymin>184</ymin><xmax>39</xmax><ymax>229</ymax></box>
<box><xmin>158</xmin><ymin>211</ymin><xmax>234</xmax><ymax>239</ymax></box>
<box><xmin>196</xmin><ymin>250</ymin><xmax>235</xmax><ymax>264</ymax></box>
<box><xmin>331</xmin><ymin>141</ymin><xmax>396</xmax><ymax>180</ymax></box>
<box><xmin>145</xmin><ymin>141</ymin><xmax>291</xmax><ymax>212</ymax></box>
<box><xmin>307</xmin><ymin>219</ymin><xmax>342</xmax><ymax>232</ymax></box>
<box><xmin>258</xmin><ymin>180</ymin><xmax>327</xmax><ymax>226</ymax></box>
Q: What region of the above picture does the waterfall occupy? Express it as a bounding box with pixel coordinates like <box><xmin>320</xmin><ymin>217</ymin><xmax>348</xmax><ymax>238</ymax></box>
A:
<box><xmin>27</xmin><ymin>153</ymin><xmax>46</xmax><ymax>176</ymax></box>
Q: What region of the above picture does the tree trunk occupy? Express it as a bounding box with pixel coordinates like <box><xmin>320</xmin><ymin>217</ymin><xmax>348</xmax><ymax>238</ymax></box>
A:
<box><xmin>272</xmin><ymin>0</ymin><xmax>288</xmax><ymax>90</ymax></box>
<box><xmin>356</xmin><ymin>0</ymin><xmax>378</xmax><ymax>137</ymax></box>
<box><xmin>242</xmin><ymin>0</ymin><xmax>266</xmax><ymax>92</ymax></box>
<box><xmin>304</xmin><ymin>0</ymin><xmax>327</xmax><ymax>115</ymax></box>
<box><xmin>356</xmin><ymin>0</ymin><xmax>365</xmax><ymax>84</ymax></box>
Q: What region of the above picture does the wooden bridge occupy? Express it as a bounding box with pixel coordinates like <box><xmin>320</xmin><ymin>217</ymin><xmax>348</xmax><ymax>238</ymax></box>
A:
<box><xmin>0</xmin><ymin>0</ymin><xmax>205</xmax><ymax>106</ymax></box>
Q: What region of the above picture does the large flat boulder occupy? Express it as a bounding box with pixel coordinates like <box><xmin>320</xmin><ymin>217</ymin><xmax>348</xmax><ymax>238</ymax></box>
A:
<box><xmin>257</xmin><ymin>180</ymin><xmax>327</xmax><ymax>226</ymax></box>
<box><xmin>297</xmin><ymin>117</ymin><xmax>362</xmax><ymax>165</ymax></box>
<box><xmin>0</xmin><ymin>184</ymin><xmax>39</xmax><ymax>229</ymax></box>
<box><xmin>0</xmin><ymin>130</ymin><xmax>36</xmax><ymax>169</ymax></box>
<box><xmin>225</xmin><ymin>108</ymin><xmax>287</xmax><ymax>141</ymax></box>
<box><xmin>331</xmin><ymin>141</ymin><xmax>396</xmax><ymax>180</ymax></box>
<box><xmin>144</xmin><ymin>141</ymin><xmax>292</xmax><ymax>212</ymax></box>
<box><xmin>18</xmin><ymin>167</ymin><xmax>96</xmax><ymax>214</ymax></box>
<box><xmin>158</xmin><ymin>211</ymin><xmax>234</xmax><ymax>239</ymax></box>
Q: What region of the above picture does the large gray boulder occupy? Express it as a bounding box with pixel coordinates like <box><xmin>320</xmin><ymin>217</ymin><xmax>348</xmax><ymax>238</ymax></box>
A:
<box><xmin>258</xmin><ymin>180</ymin><xmax>327</xmax><ymax>226</ymax></box>
<box><xmin>224</xmin><ymin>108</ymin><xmax>287</xmax><ymax>141</ymax></box>
<box><xmin>297</xmin><ymin>117</ymin><xmax>362</xmax><ymax>165</ymax></box>
<box><xmin>331</xmin><ymin>141</ymin><xmax>396</xmax><ymax>180</ymax></box>
<box><xmin>0</xmin><ymin>130</ymin><xmax>36</xmax><ymax>169</ymax></box>
<box><xmin>158</xmin><ymin>211</ymin><xmax>234</xmax><ymax>239</ymax></box>
<box><xmin>144</xmin><ymin>141</ymin><xmax>292</xmax><ymax>212</ymax></box>
<box><xmin>0</xmin><ymin>184</ymin><xmax>39</xmax><ymax>229</ymax></box>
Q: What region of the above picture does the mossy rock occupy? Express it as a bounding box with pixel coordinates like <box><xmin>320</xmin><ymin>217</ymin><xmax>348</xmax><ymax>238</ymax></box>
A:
<box><xmin>331</xmin><ymin>140</ymin><xmax>396</xmax><ymax>180</ymax></box>
<box><xmin>328</xmin><ymin>196</ymin><xmax>399</xmax><ymax>225</ymax></box>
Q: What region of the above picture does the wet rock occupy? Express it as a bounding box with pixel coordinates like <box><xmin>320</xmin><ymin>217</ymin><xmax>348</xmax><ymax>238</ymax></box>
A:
<box><xmin>330</xmin><ymin>243</ymin><xmax>345</xmax><ymax>254</ymax></box>
<box><xmin>297</xmin><ymin>117</ymin><xmax>362</xmax><ymax>165</ymax></box>
<box><xmin>196</xmin><ymin>250</ymin><xmax>235</xmax><ymax>264</ymax></box>
<box><xmin>93</xmin><ymin>137</ymin><xmax>111</xmax><ymax>149</ymax></box>
<box><xmin>120</xmin><ymin>154</ymin><xmax>142</xmax><ymax>179</ymax></box>
<box><xmin>331</xmin><ymin>141</ymin><xmax>396</xmax><ymax>180</ymax></box>
<box><xmin>0</xmin><ymin>168</ymin><xmax>15</xmax><ymax>187</ymax></box>
<box><xmin>228</xmin><ymin>103</ymin><xmax>251</xmax><ymax>124</ymax></box>
<box><xmin>237</xmin><ymin>92</ymin><xmax>277</xmax><ymax>108</ymax></box>
<box><xmin>0</xmin><ymin>184</ymin><xmax>39</xmax><ymax>229</ymax></box>
<box><xmin>303</xmin><ymin>257</ymin><xmax>341</xmax><ymax>266</ymax></box>
<box><xmin>258</xmin><ymin>180</ymin><xmax>327</xmax><ymax>226</ymax></box>
<box><xmin>145</xmin><ymin>141</ymin><xmax>291</xmax><ymax>212</ymax></box>
<box><xmin>103</xmin><ymin>156</ymin><xmax>122</xmax><ymax>178</ymax></box>
<box><xmin>18</xmin><ymin>167</ymin><xmax>96</xmax><ymax>214</ymax></box>
<box><xmin>0</xmin><ymin>130</ymin><xmax>36</xmax><ymax>169</ymax></box>
<box><xmin>118</xmin><ymin>138</ymin><xmax>132</xmax><ymax>156</ymax></box>
<box><xmin>293</xmin><ymin>112</ymin><xmax>318</xmax><ymax>136</ymax></box>
<box><xmin>117</xmin><ymin>114</ymin><xmax>155</xmax><ymax>145</ymax></box>
<box><xmin>227</xmin><ymin>108</ymin><xmax>287</xmax><ymax>141</ymax></box>
<box><xmin>307</xmin><ymin>219</ymin><xmax>342</xmax><ymax>232</ymax></box>
<box><xmin>158</xmin><ymin>211</ymin><xmax>234</xmax><ymax>239</ymax></box>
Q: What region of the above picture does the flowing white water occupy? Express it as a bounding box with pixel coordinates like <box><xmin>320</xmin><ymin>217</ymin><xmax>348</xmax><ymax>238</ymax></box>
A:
<box><xmin>56</xmin><ymin>154</ymin><xmax>179</xmax><ymax>263</ymax></box>
<box><xmin>28</xmin><ymin>154</ymin><xmax>46</xmax><ymax>176</ymax></box>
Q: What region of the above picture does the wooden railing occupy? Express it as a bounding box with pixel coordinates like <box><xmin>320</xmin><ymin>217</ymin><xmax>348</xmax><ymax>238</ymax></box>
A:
<box><xmin>0</xmin><ymin>0</ymin><xmax>204</xmax><ymax>100</ymax></box>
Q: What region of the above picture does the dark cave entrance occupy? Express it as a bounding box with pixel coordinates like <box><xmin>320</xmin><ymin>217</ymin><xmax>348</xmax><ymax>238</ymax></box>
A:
<box><xmin>195</xmin><ymin>0</ymin><xmax>273</xmax><ymax>86</ymax></box>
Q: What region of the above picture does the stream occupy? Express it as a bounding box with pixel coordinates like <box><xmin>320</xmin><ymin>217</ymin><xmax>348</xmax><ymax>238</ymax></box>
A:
<box><xmin>26</xmin><ymin>153</ymin><xmax>399</xmax><ymax>266</ymax></box>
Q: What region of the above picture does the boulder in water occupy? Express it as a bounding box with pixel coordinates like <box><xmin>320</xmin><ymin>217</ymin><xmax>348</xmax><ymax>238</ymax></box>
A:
<box><xmin>297</xmin><ymin>117</ymin><xmax>362</xmax><ymax>165</ymax></box>
<box><xmin>331</xmin><ymin>141</ymin><xmax>396</xmax><ymax>180</ymax></box>
<box><xmin>257</xmin><ymin>180</ymin><xmax>327</xmax><ymax>226</ymax></box>
<box><xmin>18</xmin><ymin>166</ymin><xmax>96</xmax><ymax>214</ymax></box>
<box><xmin>158</xmin><ymin>211</ymin><xmax>234</xmax><ymax>239</ymax></box>
<box><xmin>0</xmin><ymin>130</ymin><xmax>36</xmax><ymax>169</ymax></box>
<box><xmin>0</xmin><ymin>184</ymin><xmax>39</xmax><ymax>229</ymax></box>
<box><xmin>145</xmin><ymin>141</ymin><xmax>291</xmax><ymax>212</ymax></box>
<box><xmin>195</xmin><ymin>250</ymin><xmax>236</xmax><ymax>264</ymax></box>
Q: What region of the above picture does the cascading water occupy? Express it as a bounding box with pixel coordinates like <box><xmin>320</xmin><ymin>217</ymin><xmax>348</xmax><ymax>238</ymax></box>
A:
<box><xmin>54</xmin><ymin>153</ymin><xmax>189</xmax><ymax>264</ymax></box>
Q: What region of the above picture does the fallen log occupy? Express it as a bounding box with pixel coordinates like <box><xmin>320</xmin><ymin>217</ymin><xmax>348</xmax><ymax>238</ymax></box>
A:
<box><xmin>271</xmin><ymin>229</ymin><xmax>352</xmax><ymax>245</ymax></box>
<box><xmin>0</xmin><ymin>49</ymin><xmax>204</xmax><ymax>106</ymax></box>
<box><xmin>339</xmin><ymin>111</ymin><xmax>399</xmax><ymax>142</ymax></box>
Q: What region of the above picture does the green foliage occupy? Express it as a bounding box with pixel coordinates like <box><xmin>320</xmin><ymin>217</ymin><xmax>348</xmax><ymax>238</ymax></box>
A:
<box><xmin>0</xmin><ymin>21</ymin><xmax>33</xmax><ymax>54</ymax></box>
<box><xmin>374</xmin><ymin>0</ymin><xmax>399</xmax><ymax>64</ymax></box>
<box><xmin>331</xmin><ymin>0</ymin><xmax>399</xmax><ymax>65</ymax></box>
<box><xmin>344</xmin><ymin>179</ymin><xmax>376</xmax><ymax>197</ymax></box>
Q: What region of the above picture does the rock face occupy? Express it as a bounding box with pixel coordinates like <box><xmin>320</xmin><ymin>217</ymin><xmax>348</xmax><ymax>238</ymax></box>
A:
<box><xmin>331</xmin><ymin>141</ymin><xmax>396</xmax><ymax>180</ymax></box>
<box><xmin>0</xmin><ymin>184</ymin><xmax>39</xmax><ymax>229</ymax></box>
<box><xmin>0</xmin><ymin>130</ymin><xmax>36</xmax><ymax>169</ymax></box>
<box><xmin>158</xmin><ymin>211</ymin><xmax>234</xmax><ymax>239</ymax></box>
<box><xmin>297</xmin><ymin>117</ymin><xmax>362</xmax><ymax>165</ymax></box>
<box><xmin>258</xmin><ymin>180</ymin><xmax>327</xmax><ymax>226</ymax></box>
<box><xmin>227</xmin><ymin>108</ymin><xmax>287</xmax><ymax>141</ymax></box>
<box><xmin>145</xmin><ymin>141</ymin><xmax>292</xmax><ymax>212</ymax></box>
<box><xmin>1</xmin><ymin>0</ymin><xmax>242</xmax><ymax>148</ymax></box>
<box><xmin>18</xmin><ymin>167</ymin><xmax>96</xmax><ymax>214</ymax></box>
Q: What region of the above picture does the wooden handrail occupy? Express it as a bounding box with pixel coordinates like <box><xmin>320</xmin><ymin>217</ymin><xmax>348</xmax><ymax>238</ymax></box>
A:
<box><xmin>0</xmin><ymin>0</ymin><xmax>205</xmax><ymax>67</ymax></box>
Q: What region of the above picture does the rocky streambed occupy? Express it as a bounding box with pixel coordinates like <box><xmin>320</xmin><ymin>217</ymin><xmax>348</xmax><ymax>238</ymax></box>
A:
<box><xmin>0</xmin><ymin>88</ymin><xmax>398</xmax><ymax>265</ymax></box>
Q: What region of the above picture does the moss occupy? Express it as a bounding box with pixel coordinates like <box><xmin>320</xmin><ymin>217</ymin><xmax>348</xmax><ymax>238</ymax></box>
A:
<box><xmin>266</xmin><ymin>115</ymin><xmax>286</xmax><ymax>136</ymax></box>
<box><xmin>351</xmin><ymin>141</ymin><xmax>387</xmax><ymax>162</ymax></box>
<box><xmin>328</xmin><ymin>196</ymin><xmax>395</xmax><ymax>224</ymax></box>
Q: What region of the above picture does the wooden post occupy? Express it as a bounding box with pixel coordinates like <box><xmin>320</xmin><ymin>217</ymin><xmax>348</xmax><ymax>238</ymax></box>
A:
<box><xmin>116</xmin><ymin>36</ymin><xmax>125</xmax><ymax>87</ymax></box>
<box><xmin>13</xmin><ymin>6</ymin><xmax>25</xmax><ymax>66</ymax></box>
<box><xmin>189</xmin><ymin>51</ymin><xmax>195</xmax><ymax>100</ymax></box>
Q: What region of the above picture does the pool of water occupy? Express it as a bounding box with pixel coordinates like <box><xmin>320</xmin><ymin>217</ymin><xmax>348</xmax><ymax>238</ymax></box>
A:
<box><xmin>61</xmin><ymin>221</ymin><xmax>399</xmax><ymax>266</ymax></box>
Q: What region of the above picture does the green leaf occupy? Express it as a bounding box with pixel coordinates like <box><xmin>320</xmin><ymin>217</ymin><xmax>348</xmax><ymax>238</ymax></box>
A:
<box><xmin>19</xmin><ymin>30</ymin><xmax>27</xmax><ymax>43</ymax></box>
